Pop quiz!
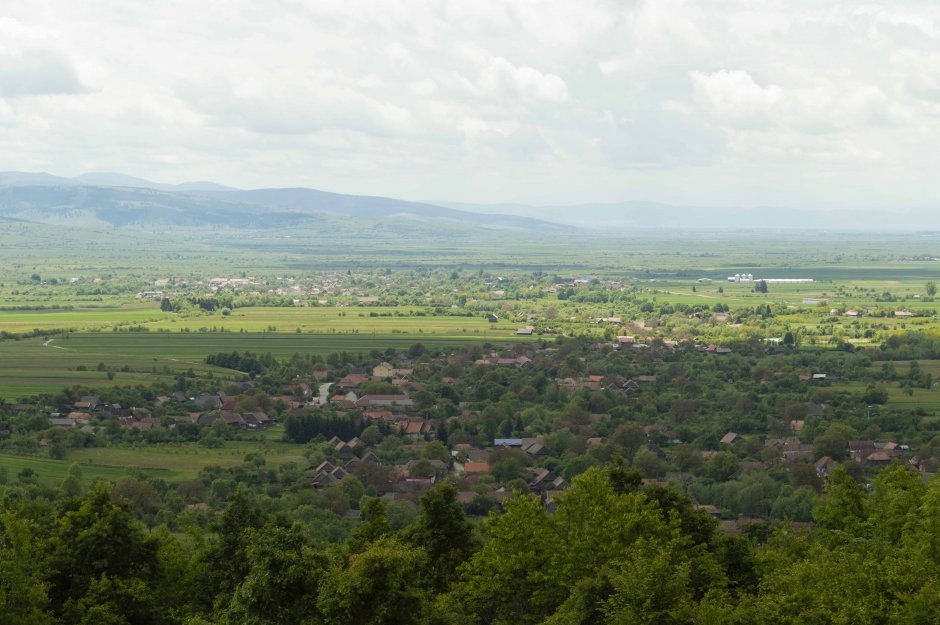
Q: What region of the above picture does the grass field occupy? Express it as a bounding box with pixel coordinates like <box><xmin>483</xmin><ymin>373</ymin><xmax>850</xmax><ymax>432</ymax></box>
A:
<box><xmin>141</xmin><ymin>306</ymin><xmax>518</xmax><ymax>335</ymax></box>
<box><xmin>830</xmin><ymin>380</ymin><xmax>940</xmax><ymax>413</ymax></box>
<box><xmin>0</xmin><ymin>326</ymin><xmax>537</xmax><ymax>400</ymax></box>
<box><xmin>0</xmin><ymin>304</ymin><xmax>166</xmax><ymax>333</ymax></box>
<box><xmin>884</xmin><ymin>386</ymin><xmax>940</xmax><ymax>412</ymax></box>
<box><xmin>0</xmin><ymin>453</ymin><xmax>173</xmax><ymax>486</ymax></box>
<box><xmin>61</xmin><ymin>331</ymin><xmax>532</xmax><ymax>358</ymax></box>
<box><xmin>0</xmin><ymin>336</ymin><xmax>238</xmax><ymax>400</ymax></box>
<box><xmin>0</xmin><ymin>304</ymin><xmax>520</xmax><ymax>335</ymax></box>
<box><xmin>870</xmin><ymin>360</ymin><xmax>940</xmax><ymax>375</ymax></box>
<box><xmin>66</xmin><ymin>440</ymin><xmax>308</xmax><ymax>479</ymax></box>
<box><xmin>0</xmin><ymin>426</ymin><xmax>308</xmax><ymax>486</ymax></box>
<box><xmin>644</xmin><ymin>280</ymin><xmax>940</xmax><ymax>310</ymax></box>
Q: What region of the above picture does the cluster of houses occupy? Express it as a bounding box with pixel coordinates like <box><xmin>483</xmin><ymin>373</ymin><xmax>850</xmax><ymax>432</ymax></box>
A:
<box><xmin>48</xmin><ymin>395</ymin><xmax>137</xmax><ymax>429</ymax></box>
<box><xmin>718</xmin><ymin>426</ymin><xmax>918</xmax><ymax>474</ymax></box>
<box><xmin>305</xmin><ymin>432</ymin><xmax>570</xmax><ymax>506</ymax></box>
<box><xmin>456</xmin><ymin>438</ymin><xmax>567</xmax><ymax>492</ymax></box>
<box><xmin>42</xmin><ymin>392</ymin><xmax>276</xmax><ymax>432</ymax></box>
<box><xmin>312</xmin><ymin>436</ymin><xmax>381</xmax><ymax>486</ymax></box>
<box><xmin>839</xmin><ymin>308</ymin><xmax>920</xmax><ymax>318</ymax></box>
<box><xmin>473</xmin><ymin>355</ymin><xmax>532</xmax><ymax>366</ymax></box>
<box><xmin>140</xmin><ymin>269</ymin><xmax>573</xmax><ymax>308</ymax></box>
<box><xmin>697</xmin><ymin>344</ymin><xmax>733</xmax><ymax>355</ymax></box>
<box><xmin>137</xmin><ymin>273</ymin><xmax>406</xmax><ymax>305</ymax></box>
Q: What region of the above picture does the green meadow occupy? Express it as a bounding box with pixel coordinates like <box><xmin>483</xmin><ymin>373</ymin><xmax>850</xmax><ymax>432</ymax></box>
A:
<box><xmin>0</xmin><ymin>454</ymin><xmax>162</xmax><ymax>487</ymax></box>
<box><xmin>0</xmin><ymin>427</ymin><xmax>307</xmax><ymax>486</ymax></box>
<box><xmin>0</xmin><ymin>337</ymin><xmax>238</xmax><ymax>400</ymax></box>
<box><xmin>0</xmin><ymin>329</ymin><xmax>536</xmax><ymax>400</ymax></box>
<box><xmin>62</xmin><ymin>331</ymin><xmax>531</xmax><ymax>357</ymax></box>
<box><xmin>142</xmin><ymin>306</ymin><xmax>517</xmax><ymax>335</ymax></box>
<box><xmin>0</xmin><ymin>304</ymin><xmax>168</xmax><ymax>333</ymax></box>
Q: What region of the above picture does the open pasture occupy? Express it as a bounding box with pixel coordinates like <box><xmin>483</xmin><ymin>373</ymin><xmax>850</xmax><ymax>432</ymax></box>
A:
<box><xmin>877</xmin><ymin>360</ymin><xmax>940</xmax><ymax>376</ymax></box>
<box><xmin>829</xmin><ymin>379</ymin><xmax>940</xmax><ymax>414</ymax></box>
<box><xmin>66</xmin><ymin>438</ymin><xmax>307</xmax><ymax>480</ymax></box>
<box><xmin>649</xmin><ymin>277</ymin><xmax>939</xmax><ymax>308</ymax></box>
<box><xmin>0</xmin><ymin>430</ymin><xmax>307</xmax><ymax>486</ymax></box>
<box><xmin>0</xmin><ymin>454</ymin><xmax>172</xmax><ymax>487</ymax></box>
<box><xmin>0</xmin><ymin>303</ymin><xmax>166</xmax><ymax>333</ymax></box>
<box><xmin>0</xmin><ymin>337</ymin><xmax>238</xmax><ymax>400</ymax></box>
<box><xmin>61</xmin><ymin>331</ymin><xmax>534</xmax><ymax>359</ymax></box>
<box><xmin>641</xmin><ymin>276</ymin><xmax>940</xmax><ymax>341</ymax></box>
<box><xmin>141</xmin><ymin>305</ymin><xmax>518</xmax><ymax>335</ymax></box>
<box><xmin>0</xmin><ymin>325</ymin><xmax>536</xmax><ymax>399</ymax></box>
<box><xmin>882</xmin><ymin>386</ymin><xmax>940</xmax><ymax>412</ymax></box>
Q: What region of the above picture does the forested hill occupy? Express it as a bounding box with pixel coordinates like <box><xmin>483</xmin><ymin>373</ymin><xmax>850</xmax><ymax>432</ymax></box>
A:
<box><xmin>2</xmin><ymin>463</ymin><xmax>938</xmax><ymax>624</ymax></box>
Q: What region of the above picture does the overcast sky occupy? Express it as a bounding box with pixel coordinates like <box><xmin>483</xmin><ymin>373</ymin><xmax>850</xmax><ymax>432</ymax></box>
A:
<box><xmin>2</xmin><ymin>1</ymin><xmax>939</xmax><ymax>209</ymax></box>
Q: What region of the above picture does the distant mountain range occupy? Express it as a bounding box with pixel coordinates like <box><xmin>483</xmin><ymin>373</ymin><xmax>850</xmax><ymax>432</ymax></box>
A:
<box><xmin>1</xmin><ymin>170</ymin><xmax>936</xmax><ymax>232</ymax></box>
<box><xmin>0</xmin><ymin>171</ymin><xmax>234</xmax><ymax>193</ymax></box>
<box><xmin>0</xmin><ymin>172</ymin><xmax>562</xmax><ymax>231</ymax></box>
<box><xmin>432</xmin><ymin>200</ymin><xmax>940</xmax><ymax>231</ymax></box>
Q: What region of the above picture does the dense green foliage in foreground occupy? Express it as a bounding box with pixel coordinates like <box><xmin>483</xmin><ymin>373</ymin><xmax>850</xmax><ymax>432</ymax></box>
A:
<box><xmin>1</xmin><ymin>462</ymin><xmax>939</xmax><ymax>624</ymax></box>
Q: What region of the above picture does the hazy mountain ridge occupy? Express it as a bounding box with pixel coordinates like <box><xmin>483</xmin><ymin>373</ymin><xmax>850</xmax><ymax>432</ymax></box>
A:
<box><xmin>0</xmin><ymin>171</ymin><xmax>236</xmax><ymax>192</ymax></box>
<box><xmin>0</xmin><ymin>185</ymin><xmax>313</xmax><ymax>228</ymax></box>
<box><xmin>0</xmin><ymin>172</ymin><xmax>562</xmax><ymax>231</ymax></box>
<box><xmin>5</xmin><ymin>170</ymin><xmax>934</xmax><ymax>232</ymax></box>
<box><xmin>73</xmin><ymin>172</ymin><xmax>238</xmax><ymax>192</ymax></box>
<box><xmin>183</xmin><ymin>187</ymin><xmax>557</xmax><ymax>230</ymax></box>
<box><xmin>434</xmin><ymin>200</ymin><xmax>940</xmax><ymax>231</ymax></box>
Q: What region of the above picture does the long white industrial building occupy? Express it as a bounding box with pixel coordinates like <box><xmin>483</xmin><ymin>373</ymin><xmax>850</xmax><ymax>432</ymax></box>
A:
<box><xmin>727</xmin><ymin>274</ymin><xmax>814</xmax><ymax>284</ymax></box>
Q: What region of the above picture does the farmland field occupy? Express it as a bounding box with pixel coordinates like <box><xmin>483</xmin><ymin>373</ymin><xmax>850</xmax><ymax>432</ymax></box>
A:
<box><xmin>0</xmin><ymin>304</ymin><xmax>166</xmax><ymax>333</ymax></box>
<box><xmin>0</xmin><ymin>336</ymin><xmax>238</xmax><ymax>400</ymax></box>
<box><xmin>140</xmin><ymin>306</ymin><xmax>519</xmax><ymax>334</ymax></box>
<box><xmin>0</xmin><ymin>329</ymin><xmax>536</xmax><ymax>400</ymax></box>
<box><xmin>0</xmin><ymin>454</ymin><xmax>165</xmax><ymax>487</ymax></box>
<box><xmin>0</xmin><ymin>426</ymin><xmax>306</xmax><ymax>486</ymax></box>
<box><xmin>66</xmin><ymin>438</ymin><xmax>307</xmax><ymax>480</ymax></box>
<box><xmin>61</xmin><ymin>331</ymin><xmax>532</xmax><ymax>356</ymax></box>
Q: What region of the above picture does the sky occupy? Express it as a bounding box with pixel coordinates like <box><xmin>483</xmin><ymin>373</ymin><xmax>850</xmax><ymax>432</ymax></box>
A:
<box><xmin>1</xmin><ymin>1</ymin><xmax>939</xmax><ymax>209</ymax></box>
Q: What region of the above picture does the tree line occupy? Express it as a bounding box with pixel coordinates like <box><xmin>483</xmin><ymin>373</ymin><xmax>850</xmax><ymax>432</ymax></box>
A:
<box><xmin>2</xmin><ymin>461</ymin><xmax>939</xmax><ymax>624</ymax></box>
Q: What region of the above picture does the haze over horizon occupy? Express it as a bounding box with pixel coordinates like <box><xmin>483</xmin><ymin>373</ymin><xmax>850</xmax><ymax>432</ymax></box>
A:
<box><xmin>2</xmin><ymin>2</ymin><xmax>940</xmax><ymax>212</ymax></box>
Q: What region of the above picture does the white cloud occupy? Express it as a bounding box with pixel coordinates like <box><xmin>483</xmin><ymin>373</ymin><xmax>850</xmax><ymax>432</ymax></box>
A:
<box><xmin>0</xmin><ymin>48</ymin><xmax>88</xmax><ymax>97</ymax></box>
<box><xmin>0</xmin><ymin>0</ymin><xmax>938</xmax><ymax>209</ymax></box>
<box><xmin>478</xmin><ymin>57</ymin><xmax>569</xmax><ymax>103</ymax></box>
<box><xmin>691</xmin><ymin>70</ymin><xmax>782</xmax><ymax>122</ymax></box>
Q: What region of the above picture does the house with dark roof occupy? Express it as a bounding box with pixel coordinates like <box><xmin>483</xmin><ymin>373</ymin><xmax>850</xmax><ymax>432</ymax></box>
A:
<box><xmin>335</xmin><ymin>442</ymin><xmax>355</xmax><ymax>461</ymax></box>
<box><xmin>529</xmin><ymin>467</ymin><xmax>554</xmax><ymax>492</ymax></box>
<box><xmin>524</xmin><ymin>442</ymin><xmax>548</xmax><ymax>457</ymax></box>
<box><xmin>194</xmin><ymin>394</ymin><xmax>222</xmax><ymax>410</ymax></box>
<box><xmin>355</xmin><ymin>394</ymin><xmax>413</xmax><ymax>408</ymax></box>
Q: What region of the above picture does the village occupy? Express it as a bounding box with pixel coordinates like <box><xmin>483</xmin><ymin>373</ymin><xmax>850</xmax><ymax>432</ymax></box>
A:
<box><xmin>5</xmin><ymin>326</ymin><xmax>934</xmax><ymax>530</ymax></box>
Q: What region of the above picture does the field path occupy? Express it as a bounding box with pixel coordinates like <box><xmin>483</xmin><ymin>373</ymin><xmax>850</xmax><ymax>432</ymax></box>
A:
<box><xmin>43</xmin><ymin>338</ymin><xmax>68</xmax><ymax>350</ymax></box>
<box><xmin>318</xmin><ymin>382</ymin><xmax>333</xmax><ymax>405</ymax></box>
